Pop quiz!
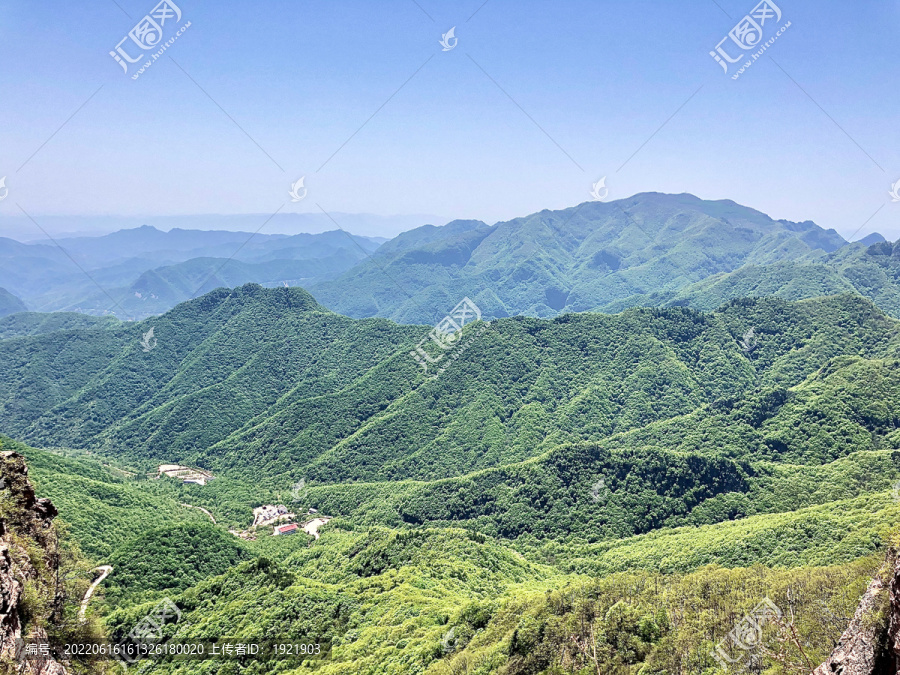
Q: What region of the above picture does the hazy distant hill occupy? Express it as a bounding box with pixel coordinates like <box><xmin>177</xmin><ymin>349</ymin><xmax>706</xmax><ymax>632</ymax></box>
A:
<box><xmin>0</xmin><ymin>226</ymin><xmax>382</xmax><ymax>319</ymax></box>
<box><xmin>0</xmin><ymin>287</ymin><xmax>26</xmax><ymax>317</ymax></box>
<box><xmin>310</xmin><ymin>193</ymin><xmax>849</xmax><ymax>324</ymax></box>
<box><xmin>0</xmin><ymin>212</ymin><xmax>442</xmax><ymax>240</ymax></box>
<box><xmin>40</xmin><ymin>225</ymin><xmax>383</xmax><ymax>268</ymax></box>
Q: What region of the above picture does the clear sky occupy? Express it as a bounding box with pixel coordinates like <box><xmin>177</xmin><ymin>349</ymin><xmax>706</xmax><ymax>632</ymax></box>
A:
<box><xmin>0</xmin><ymin>0</ymin><xmax>898</xmax><ymax>239</ymax></box>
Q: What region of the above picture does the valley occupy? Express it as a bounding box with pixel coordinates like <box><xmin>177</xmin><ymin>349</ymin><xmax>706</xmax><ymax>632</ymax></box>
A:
<box><xmin>2</xmin><ymin>261</ymin><xmax>900</xmax><ymax>672</ymax></box>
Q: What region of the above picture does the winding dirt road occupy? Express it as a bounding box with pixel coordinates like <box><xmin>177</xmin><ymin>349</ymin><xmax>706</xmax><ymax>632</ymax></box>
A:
<box><xmin>181</xmin><ymin>503</ymin><xmax>216</xmax><ymax>524</ymax></box>
<box><xmin>79</xmin><ymin>565</ymin><xmax>112</xmax><ymax>620</ymax></box>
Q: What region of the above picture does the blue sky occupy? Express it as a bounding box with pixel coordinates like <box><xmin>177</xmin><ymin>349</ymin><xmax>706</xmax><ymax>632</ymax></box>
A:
<box><xmin>0</xmin><ymin>0</ymin><xmax>898</xmax><ymax>239</ymax></box>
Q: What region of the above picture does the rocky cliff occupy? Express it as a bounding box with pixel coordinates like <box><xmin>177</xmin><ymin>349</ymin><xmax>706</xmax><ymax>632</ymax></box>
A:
<box><xmin>0</xmin><ymin>450</ymin><xmax>67</xmax><ymax>675</ymax></box>
<box><xmin>812</xmin><ymin>554</ymin><xmax>900</xmax><ymax>675</ymax></box>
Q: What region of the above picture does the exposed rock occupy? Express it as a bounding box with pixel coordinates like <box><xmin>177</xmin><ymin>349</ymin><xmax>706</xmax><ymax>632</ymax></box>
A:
<box><xmin>887</xmin><ymin>557</ymin><xmax>900</xmax><ymax>672</ymax></box>
<box><xmin>0</xmin><ymin>451</ymin><xmax>69</xmax><ymax>674</ymax></box>
<box><xmin>811</xmin><ymin>555</ymin><xmax>897</xmax><ymax>675</ymax></box>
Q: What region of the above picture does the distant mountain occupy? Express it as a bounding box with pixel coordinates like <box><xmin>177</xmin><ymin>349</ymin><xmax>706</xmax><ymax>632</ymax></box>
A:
<box><xmin>0</xmin><ymin>288</ymin><xmax>26</xmax><ymax>317</ymax></box>
<box><xmin>1</xmin><ymin>212</ymin><xmax>445</xmax><ymax>241</ymax></box>
<box><xmin>6</xmin><ymin>195</ymin><xmax>897</xmax><ymax>325</ymax></box>
<box><xmin>858</xmin><ymin>232</ymin><xmax>886</xmax><ymax>246</ymax></box>
<box><xmin>641</xmin><ymin>238</ymin><xmax>900</xmax><ymax>318</ymax></box>
<box><xmin>87</xmin><ymin>254</ymin><xmax>374</xmax><ymax>318</ymax></box>
<box><xmin>310</xmin><ymin>193</ymin><xmax>849</xmax><ymax>324</ymax></box>
<box><xmin>40</xmin><ymin>226</ymin><xmax>383</xmax><ymax>268</ymax></box>
<box><xmin>0</xmin><ymin>227</ymin><xmax>382</xmax><ymax>320</ymax></box>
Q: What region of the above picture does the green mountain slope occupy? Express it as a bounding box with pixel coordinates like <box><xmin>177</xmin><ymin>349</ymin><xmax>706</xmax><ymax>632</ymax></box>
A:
<box><xmin>5</xmin><ymin>284</ymin><xmax>900</xmax><ymax>673</ymax></box>
<box><xmin>649</xmin><ymin>238</ymin><xmax>900</xmax><ymax>318</ymax></box>
<box><xmin>1</xmin><ymin>436</ymin><xmax>211</xmax><ymax>559</ymax></box>
<box><xmin>0</xmin><ymin>311</ymin><xmax>120</xmax><ymax>339</ymax></box>
<box><xmin>0</xmin><ymin>286</ymin><xmax>26</xmax><ymax>317</ymax></box>
<box><xmin>1</xmin><ymin>289</ymin><xmax>897</xmax><ymax>488</ymax></box>
<box><xmin>98</xmin><ymin>506</ymin><xmax>895</xmax><ymax>675</ymax></box>
<box><xmin>6</xmin><ymin>432</ymin><xmax>896</xmax><ymax>675</ymax></box>
<box><xmin>310</xmin><ymin>193</ymin><xmax>848</xmax><ymax>324</ymax></box>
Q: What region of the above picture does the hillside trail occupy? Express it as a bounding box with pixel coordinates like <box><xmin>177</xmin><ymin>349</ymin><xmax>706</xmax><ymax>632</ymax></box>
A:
<box><xmin>181</xmin><ymin>503</ymin><xmax>216</xmax><ymax>524</ymax></box>
<box><xmin>79</xmin><ymin>565</ymin><xmax>113</xmax><ymax>620</ymax></box>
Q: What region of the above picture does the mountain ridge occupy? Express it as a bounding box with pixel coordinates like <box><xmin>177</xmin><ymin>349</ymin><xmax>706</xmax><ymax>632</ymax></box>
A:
<box><xmin>310</xmin><ymin>192</ymin><xmax>851</xmax><ymax>324</ymax></box>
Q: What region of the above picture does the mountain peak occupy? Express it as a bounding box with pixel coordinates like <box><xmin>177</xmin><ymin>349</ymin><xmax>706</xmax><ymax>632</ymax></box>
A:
<box><xmin>311</xmin><ymin>192</ymin><xmax>862</xmax><ymax>323</ymax></box>
<box><xmin>174</xmin><ymin>283</ymin><xmax>323</xmax><ymax>318</ymax></box>
<box><xmin>858</xmin><ymin>232</ymin><xmax>886</xmax><ymax>245</ymax></box>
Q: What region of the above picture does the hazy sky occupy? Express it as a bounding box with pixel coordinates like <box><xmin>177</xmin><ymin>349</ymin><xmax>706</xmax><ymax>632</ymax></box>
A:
<box><xmin>0</xmin><ymin>0</ymin><xmax>898</xmax><ymax>240</ymax></box>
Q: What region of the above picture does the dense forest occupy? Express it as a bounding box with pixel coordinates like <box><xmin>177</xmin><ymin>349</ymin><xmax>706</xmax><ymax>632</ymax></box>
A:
<box><xmin>308</xmin><ymin>194</ymin><xmax>900</xmax><ymax>325</ymax></box>
<box><xmin>2</xmin><ymin>278</ymin><xmax>900</xmax><ymax>673</ymax></box>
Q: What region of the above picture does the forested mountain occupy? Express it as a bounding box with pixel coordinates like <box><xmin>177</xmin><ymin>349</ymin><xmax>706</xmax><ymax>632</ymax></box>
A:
<box><xmin>5</xmin><ymin>194</ymin><xmax>897</xmax><ymax>328</ymax></box>
<box><xmin>1</xmin><ymin>285</ymin><xmax>899</xmax><ymax>532</ymax></box>
<box><xmin>3</xmin><ymin>283</ymin><xmax>900</xmax><ymax>673</ymax></box>
<box><xmin>2</xmin><ymin>213</ymin><xmax>899</xmax><ymax>674</ymax></box>
<box><xmin>310</xmin><ymin>193</ymin><xmax>853</xmax><ymax>324</ymax></box>
<box><xmin>0</xmin><ymin>227</ymin><xmax>381</xmax><ymax>319</ymax></box>
<box><xmin>648</xmin><ymin>237</ymin><xmax>900</xmax><ymax>316</ymax></box>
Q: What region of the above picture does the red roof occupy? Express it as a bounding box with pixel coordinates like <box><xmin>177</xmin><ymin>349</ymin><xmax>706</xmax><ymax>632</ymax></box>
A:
<box><xmin>275</xmin><ymin>524</ymin><xmax>299</xmax><ymax>534</ymax></box>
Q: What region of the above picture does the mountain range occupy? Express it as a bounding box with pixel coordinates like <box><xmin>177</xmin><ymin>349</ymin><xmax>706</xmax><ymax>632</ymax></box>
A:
<box><xmin>4</xmin><ymin>193</ymin><xmax>900</xmax><ymax>674</ymax></box>
<box><xmin>2</xmin><ymin>284</ymin><xmax>898</xmax><ymax>526</ymax></box>
<box><xmin>4</xmin><ymin>193</ymin><xmax>899</xmax><ymax>327</ymax></box>
<box><xmin>0</xmin><ymin>212</ymin><xmax>441</xmax><ymax>240</ymax></box>
<box><xmin>2</xmin><ymin>284</ymin><xmax>900</xmax><ymax>673</ymax></box>
<box><xmin>310</xmin><ymin>193</ymin><xmax>898</xmax><ymax>324</ymax></box>
<box><xmin>0</xmin><ymin>226</ymin><xmax>382</xmax><ymax>319</ymax></box>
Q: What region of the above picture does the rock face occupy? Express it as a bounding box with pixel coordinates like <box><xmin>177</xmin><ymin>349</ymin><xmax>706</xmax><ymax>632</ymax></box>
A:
<box><xmin>811</xmin><ymin>556</ymin><xmax>899</xmax><ymax>675</ymax></box>
<box><xmin>0</xmin><ymin>451</ymin><xmax>68</xmax><ymax>675</ymax></box>
<box><xmin>887</xmin><ymin>557</ymin><xmax>900</xmax><ymax>673</ymax></box>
